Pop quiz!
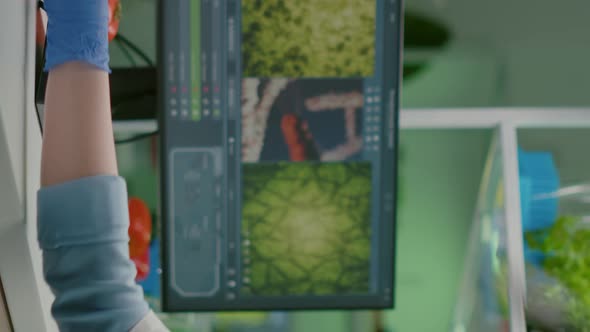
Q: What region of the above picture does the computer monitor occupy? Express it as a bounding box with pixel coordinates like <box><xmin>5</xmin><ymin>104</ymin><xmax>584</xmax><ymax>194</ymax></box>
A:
<box><xmin>158</xmin><ymin>0</ymin><xmax>402</xmax><ymax>311</ymax></box>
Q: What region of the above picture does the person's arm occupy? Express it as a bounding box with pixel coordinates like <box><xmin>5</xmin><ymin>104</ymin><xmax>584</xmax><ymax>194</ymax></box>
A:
<box><xmin>37</xmin><ymin>1</ymin><xmax>168</xmax><ymax>331</ymax></box>
<box><xmin>41</xmin><ymin>62</ymin><xmax>117</xmax><ymax>186</ymax></box>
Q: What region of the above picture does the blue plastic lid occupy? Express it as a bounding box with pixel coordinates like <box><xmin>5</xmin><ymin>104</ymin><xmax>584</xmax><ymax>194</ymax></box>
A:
<box><xmin>519</xmin><ymin>149</ymin><xmax>560</xmax><ymax>267</ymax></box>
<box><xmin>518</xmin><ymin>149</ymin><xmax>560</xmax><ymax>232</ymax></box>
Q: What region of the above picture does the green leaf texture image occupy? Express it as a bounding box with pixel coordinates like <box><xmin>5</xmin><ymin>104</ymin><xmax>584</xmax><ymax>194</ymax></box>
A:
<box><xmin>241</xmin><ymin>162</ymin><xmax>372</xmax><ymax>296</ymax></box>
<box><xmin>242</xmin><ymin>0</ymin><xmax>376</xmax><ymax>78</ymax></box>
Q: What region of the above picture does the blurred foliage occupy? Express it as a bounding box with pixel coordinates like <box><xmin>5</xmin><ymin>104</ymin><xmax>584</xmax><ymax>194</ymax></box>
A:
<box><xmin>526</xmin><ymin>216</ymin><xmax>590</xmax><ymax>329</ymax></box>
<box><xmin>402</xmin><ymin>11</ymin><xmax>450</xmax><ymax>82</ymax></box>
<box><xmin>404</xmin><ymin>12</ymin><xmax>449</xmax><ymax>49</ymax></box>
<box><xmin>242</xmin><ymin>0</ymin><xmax>376</xmax><ymax>77</ymax></box>
<box><xmin>241</xmin><ymin>162</ymin><xmax>372</xmax><ymax>295</ymax></box>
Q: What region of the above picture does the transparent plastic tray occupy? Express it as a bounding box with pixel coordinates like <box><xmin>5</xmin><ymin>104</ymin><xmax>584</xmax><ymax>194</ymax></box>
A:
<box><xmin>519</xmin><ymin>128</ymin><xmax>590</xmax><ymax>331</ymax></box>
<box><xmin>452</xmin><ymin>131</ymin><xmax>511</xmax><ymax>332</ymax></box>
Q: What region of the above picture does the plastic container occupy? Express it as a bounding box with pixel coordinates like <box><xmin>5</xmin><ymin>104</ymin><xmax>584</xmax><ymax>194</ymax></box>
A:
<box><xmin>519</xmin><ymin>148</ymin><xmax>590</xmax><ymax>331</ymax></box>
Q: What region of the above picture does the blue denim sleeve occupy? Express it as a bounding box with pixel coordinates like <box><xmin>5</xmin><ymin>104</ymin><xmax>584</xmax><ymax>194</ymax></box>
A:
<box><xmin>37</xmin><ymin>175</ymin><xmax>149</xmax><ymax>332</ymax></box>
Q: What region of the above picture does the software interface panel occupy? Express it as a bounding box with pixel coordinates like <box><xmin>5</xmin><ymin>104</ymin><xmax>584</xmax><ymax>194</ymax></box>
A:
<box><xmin>160</xmin><ymin>0</ymin><xmax>402</xmax><ymax>311</ymax></box>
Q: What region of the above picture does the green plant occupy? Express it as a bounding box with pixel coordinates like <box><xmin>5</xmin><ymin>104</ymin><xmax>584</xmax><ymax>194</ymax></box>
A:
<box><xmin>526</xmin><ymin>216</ymin><xmax>590</xmax><ymax>329</ymax></box>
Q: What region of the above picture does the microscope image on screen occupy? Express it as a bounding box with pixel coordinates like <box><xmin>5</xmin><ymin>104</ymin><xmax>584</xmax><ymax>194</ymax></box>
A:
<box><xmin>240</xmin><ymin>0</ymin><xmax>375</xmax><ymax>164</ymax></box>
<box><xmin>240</xmin><ymin>0</ymin><xmax>376</xmax><ymax>78</ymax></box>
<box><xmin>241</xmin><ymin>78</ymin><xmax>365</xmax><ymax>163</ymax></box>
<box><xmin>241</xmin><ymin>162</ymin><xmax>372</xmax><ymax>296</ymax></box>
<box><xmin>159</xmin><ymin>0</ymin><xmax>400</xmax><ymax>311</ymax></box>
<box><xmin>238</xmin><ymin>1</ymin><xmax>377</xmax><ymax>300</ymax></box>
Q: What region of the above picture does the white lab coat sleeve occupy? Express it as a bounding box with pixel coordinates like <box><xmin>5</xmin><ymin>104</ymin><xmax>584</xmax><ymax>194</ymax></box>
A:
<box><xmin>130</xmin><ymin>311</ymin><xmax>170</xmax><ymax>332</ymax></box>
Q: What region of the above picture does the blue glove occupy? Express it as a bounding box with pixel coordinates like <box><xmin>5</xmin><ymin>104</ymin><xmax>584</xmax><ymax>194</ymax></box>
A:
<box><xmin>44</xmin><ymin>0</ymin><xmax>111</xmax><ymax>73</ymax></box>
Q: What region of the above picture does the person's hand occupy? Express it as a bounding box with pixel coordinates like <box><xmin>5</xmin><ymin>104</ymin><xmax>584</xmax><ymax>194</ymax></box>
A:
<box><xmin>43</xmin><ymin>0</ymin><xmax>110</xmax><ymax>73</ymax></box>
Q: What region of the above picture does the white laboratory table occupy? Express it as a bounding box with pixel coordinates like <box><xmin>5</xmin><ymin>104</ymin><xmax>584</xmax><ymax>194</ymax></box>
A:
<box><xmin>0</xmin><ymin>0</ymin><xmax>57</xmax><ymax>331</ymax></box>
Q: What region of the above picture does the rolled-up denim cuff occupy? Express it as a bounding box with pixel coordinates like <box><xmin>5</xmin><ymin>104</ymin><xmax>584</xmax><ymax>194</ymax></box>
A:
<box><xmin>38</xmin><ymin>175</ymin><xmax>129</xmax><ymax>250</ymax></box>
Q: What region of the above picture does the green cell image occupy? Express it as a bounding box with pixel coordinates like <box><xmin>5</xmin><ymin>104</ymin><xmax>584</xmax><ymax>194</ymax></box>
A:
<box><xmin>242</xmin><ymin>0</ymin><xmax>376</xmax><ymax>78</ymax></box>
<box><xmin>241</xmin><ymin>162</ymin><xmax>372</xmax><ymax>296</ymax></box>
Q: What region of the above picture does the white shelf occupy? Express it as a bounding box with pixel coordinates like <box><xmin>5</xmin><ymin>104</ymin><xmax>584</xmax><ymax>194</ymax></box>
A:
<box><xmin>113</xmin><ymin>108</ymin><xmax>590</xmax><ymax>135</ymax></box>
<box><xmin>113</xmin><ymin>119</ymin><xmax>158</xmax><ymax>135</ymax></box>
<box><xmin>400</xmin><ymin>108</ymin><xmax>590</xmax><ymax>129</ymax></box>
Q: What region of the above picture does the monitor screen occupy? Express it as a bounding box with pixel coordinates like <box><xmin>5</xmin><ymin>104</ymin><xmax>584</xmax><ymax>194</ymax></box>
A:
<box><xmin>159</xmin><ymin>0</ymin><xmax>402</xmax><ymax>311</ymax></box>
